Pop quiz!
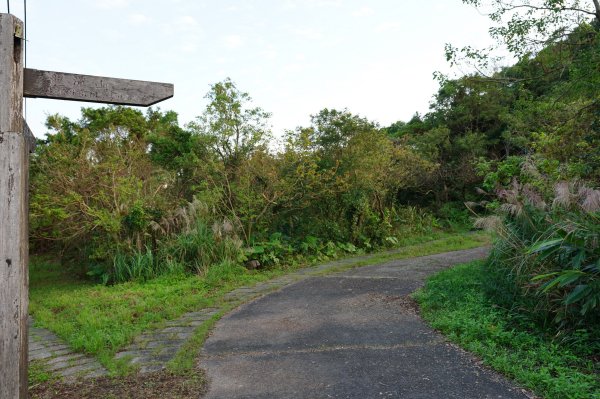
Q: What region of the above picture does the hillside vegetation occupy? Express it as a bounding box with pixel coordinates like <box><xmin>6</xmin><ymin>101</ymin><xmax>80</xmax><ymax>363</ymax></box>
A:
<box><xmin>30</xmin><ymin>0</ymin><xmax>599</xmax><ymax>353</ymax></box>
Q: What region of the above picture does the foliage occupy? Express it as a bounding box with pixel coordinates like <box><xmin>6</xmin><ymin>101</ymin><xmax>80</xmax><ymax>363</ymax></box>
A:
<box><xmin>460</xmin><ymin>0</ymin><xmax>600</xmax><ymax>56</ymax></box>
<box><xmin>29</xmin><ymin>2</ymin><xmax>600</xmax><ymax>300</ymax></box>
<box><xmin>415</xmin><ymin>261</ymin><xmax>600</xmax><ymax>399</ymax></box>
<box><xmin>30</xmin><ymin>82</ymin><xmax>438</xmax><ymax>283</ymax></box>
<box><xmin>477</xmin><ymin>175</ymin><xmax>600</xmax><ymax>333</ymax></box>
<box><xmin>30</xmin><ymin>108</ymin><xmax>174</xmax><ymax>266</ymax></box>
<box><xmin>188</xmin><ymin>78</ymin><xmax>271</xmax><ymax>168</ymax></box>
<box><xmin>278</xmin><ymin>109</ymin><xmax>436</xmax><ymax>244</ymax></box>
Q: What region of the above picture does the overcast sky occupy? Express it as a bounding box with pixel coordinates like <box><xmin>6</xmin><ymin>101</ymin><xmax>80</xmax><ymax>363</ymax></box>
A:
<box><xmin>6</xmin><ymin>0</ymin><xmax>497</xmax><ymax>137</ymax></box>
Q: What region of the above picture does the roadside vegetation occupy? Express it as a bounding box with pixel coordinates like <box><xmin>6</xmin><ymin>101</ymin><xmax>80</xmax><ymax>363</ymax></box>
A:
<box><xmin>415</xmin><ymin>261</ymin><xmax>599</xmax><ymax>399</ymax></box>
<box><xmin>415</xmin><ymin>3</ymin><xmax>600</xmax><ymax>399</ymax></box>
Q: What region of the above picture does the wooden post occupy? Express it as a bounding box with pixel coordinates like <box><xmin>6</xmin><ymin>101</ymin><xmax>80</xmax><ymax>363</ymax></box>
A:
<box><xmin>0</xmin><ymin>12</ymin><xmax>172</xmax><ymax>397</ymax></box>
<box><xmin>0</xmin><ymin>13</ymin><xmax>28</xmax><ymax>399</ymax></box>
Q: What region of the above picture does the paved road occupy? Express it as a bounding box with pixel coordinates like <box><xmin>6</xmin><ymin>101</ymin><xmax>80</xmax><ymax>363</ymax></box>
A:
<box><xmin>200</xmin><ymin>247</ymin><xmax>532</xmax><ymax>399</ymax></box>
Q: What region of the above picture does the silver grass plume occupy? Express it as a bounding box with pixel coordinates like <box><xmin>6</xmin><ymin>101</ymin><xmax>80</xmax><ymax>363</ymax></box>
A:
<box><xmin>578</xmin><ymin>186</ymin><xmax>600</xmax><ymax>212</ymax></box>
<box><xmin>474</xmin><ymin>215</ymin><xmax>504</xmax><ymax>232</ymax></box>
<box><xmin>553</xmin><ymin>181</ymin><xmax>573</xmax><ymax>209</ymax></box>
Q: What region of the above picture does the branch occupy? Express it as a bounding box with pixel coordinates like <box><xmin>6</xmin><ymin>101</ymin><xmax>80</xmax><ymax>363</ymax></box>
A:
<box><xmin>496</xmin><ymin>1</ymin><xmax>597</xmax><ymax>17</ymax></box>
<box><xmin>593</xmin><ymin>0</ymin><xmax>600</xmax><ymax>23</ymax></box>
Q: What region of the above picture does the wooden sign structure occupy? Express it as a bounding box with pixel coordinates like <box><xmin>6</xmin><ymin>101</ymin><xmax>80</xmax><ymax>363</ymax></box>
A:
<box><xmin>0</xmin><ymin>13</ymin><xmax>173</xmax><ymax>398</ymax></box>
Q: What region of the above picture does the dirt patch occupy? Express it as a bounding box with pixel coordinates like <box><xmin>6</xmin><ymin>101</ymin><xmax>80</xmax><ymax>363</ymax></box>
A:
<box><xmin>371</xmin><ymin>293</ymin><xmax>420</xmax><ymax>314</ymax></box>
<box><xmin>29</xmin><ymin>369</ymin><xmax>207</xmax><ymax>399</ymax></box>
<box><xmin>340</xmin><ymin>293</ymin><xmax>420</xmax><ymax>314</ymax></box>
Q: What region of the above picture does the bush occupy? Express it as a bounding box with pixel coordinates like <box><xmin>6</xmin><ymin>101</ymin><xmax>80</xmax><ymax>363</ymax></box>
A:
<box><xmin>159</xmin><ymin>220</ymin><xmax>243</xmax><ymax>274</ymax></box>
<box><xmin>436</xmin><ymin>202</ymin><xmax>472</xmax><ymax>230</ymax></box>
<box><xmin>416</xmin><ymin>261</ymin><xmax>600</xmax><ymax>399</ymax></box>
<box><xmin>481</xmin><ymin>179</ymin><xmax>600</xmax><ymax>336</ymax></box>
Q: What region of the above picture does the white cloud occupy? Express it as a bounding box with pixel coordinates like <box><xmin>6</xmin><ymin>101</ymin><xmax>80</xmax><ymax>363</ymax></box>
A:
<box><xmin>224</xmin><ymin>34</ymin><xmax>244</xmax><ymax>48</ymax></box>
<box><xmin>284</xmin><ymin>63</ymin><xmax>306</xmax><ymax>73</ymax></box>
<box><xmin>226</xmin><ymin>2</ymin><xmax>255</xmax><ymax>12</ymax></box>
<box><xmin>179</xmin><ymin>16</ymin><xmax>199</xmax><ymax>27</ymax></box>
<box><xmin>352</xmin><ymin>6</ymin><xmax>374</xmax><ymax>17</ymax></box>
<box><xmin>261</xmin><ymin>47</ymin><xmax>278</xmax><ymax>60</ymax></box>
<box><xmin>375</xmin><ymin>22</ymin><xmax>400</xmax><ymax>32</ymax></box>
<box><xmin>285</xmin><ymin>0</ymin><xmax>343</xmax><ymax>9</ymax></box>
<box><xmin>94</xmin><ymin>0</ymin><xmax>130</xmax><ymax>9</ymax></box>
<box><xmin>180</xmin><ymin>42</ymin><xmax>199</xmax><ymax>53</ymax></box>
<box><xmin>282</xmin><ymin>0</ymin><xmax>298</xmax><ymax>9</ymax></box>
<box><xmin>309</xmin><ymin>0</ymin><xmax>343</xmax><ymax>7</ymax></box>
<box><xmin>129</xmin><ymin>13</ymin><xmax>150</xmax><ymax>26</ymax></box>
<box><xmin>293</xmin><ymin>28</ymin><xmax>322</xmax><ymax>40</ymax></box>
<box><xmin>165</xmin><ymin>16</ymin><xmax>203</xmax><ymax>52</ymax></box>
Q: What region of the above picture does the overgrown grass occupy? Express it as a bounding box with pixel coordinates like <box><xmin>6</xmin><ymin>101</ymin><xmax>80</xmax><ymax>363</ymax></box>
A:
<box><xmin>414</xmin><ymin>261</ymin><xmax>600</xmax><ymax>399</ymax></box>
<box><xmin>29</xmin><ymin>230</ymin><xmax>488</xmax><ymax>375</ymax></box>
<box><xmin>29</xmin><ymin>259</ymin><xmax>278</xmax><ymax>374</ymax></box>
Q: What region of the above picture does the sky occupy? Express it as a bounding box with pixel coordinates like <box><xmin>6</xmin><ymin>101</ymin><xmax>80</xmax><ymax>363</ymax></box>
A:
<box><xmin>5</xmin><ymin>0</ymin><xmax>498</xmax><ymax>138</ymax></box>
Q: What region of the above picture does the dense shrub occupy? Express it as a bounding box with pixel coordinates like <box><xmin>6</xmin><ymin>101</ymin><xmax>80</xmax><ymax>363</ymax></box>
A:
<box><xmin>30</xmin><ymin>100</ymin><xmax>437</xmax><ymax>283</ymax></box>
<box><xmin>478</xmin><ymin>177</ymin><xmax>600</xmax><ymax>336</ymax></box>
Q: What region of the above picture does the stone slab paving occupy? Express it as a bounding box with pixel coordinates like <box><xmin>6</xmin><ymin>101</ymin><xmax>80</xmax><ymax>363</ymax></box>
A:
<box><xmin>28</xmin><ymin>317</ymin><xmax>108</xmax><ymax>380</ymax></box>
<box><xmin>199</xmin><ymin>247</ymin><xmax>536</xmax><ymax>398</ymax></box>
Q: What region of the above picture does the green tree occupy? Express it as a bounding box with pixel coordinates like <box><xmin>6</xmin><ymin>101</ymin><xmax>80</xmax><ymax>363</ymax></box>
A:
<box><xmin>30</xmin><ymin>107</ymin><xmax>175</xmax><ymax>265</ymax></box>
<box><xmin>185</xmin><ymin>79</ymin><xmax>276</xmax><ymax>242</ymax></box>
<box><xmin>189</xmin><ymin>78</ymin><xmax>271</xmax><ymax>169</ymax></box>
<box><xmin>283</xmin><ymin>109</ymin><xmax>435</xmax><ymax>244</ymax></box>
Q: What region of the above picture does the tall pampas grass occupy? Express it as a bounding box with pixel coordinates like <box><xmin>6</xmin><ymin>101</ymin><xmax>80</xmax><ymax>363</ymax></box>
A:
<box><xmin>553</xmin><ymin>180</ymin><xmax>600</xmax><ymax>212</ymax></box>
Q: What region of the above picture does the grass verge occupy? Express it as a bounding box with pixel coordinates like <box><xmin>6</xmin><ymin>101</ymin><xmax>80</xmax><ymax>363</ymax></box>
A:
<box><xmin>414</xmin><ymin>261</ymin><xmax>600</xmax><ymax>399</ymax></box>
<box><xmin>29</xmin><ymin>230</ymin><xmax>489</xmax><ymax>376</ymax></box>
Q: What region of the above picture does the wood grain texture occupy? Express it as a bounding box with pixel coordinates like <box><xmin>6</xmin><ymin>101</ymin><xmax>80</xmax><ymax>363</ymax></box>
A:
<box><xmin>23</xmin><ymin>119</ymin><xmax>36</xmax><ymax>153</ymax></box>
<box><xmin>0</xmin><ymin>13</ymin><xmax>28</xmax><ymax>399</ymax></box>
<box><xmin>23</xmin><ymin>68</ymin><xmax>174</xmax><ymax>106</ymax></box>
<box><xmin>0</xmin><ymin>14</ymin><xmax>24</xmax><ymax>133</ymax></box>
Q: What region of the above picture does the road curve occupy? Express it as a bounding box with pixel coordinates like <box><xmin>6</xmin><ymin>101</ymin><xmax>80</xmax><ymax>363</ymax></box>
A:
<box><xmin>199</xmin><ymin>247</ymin><xmax>531</xmax><ymax>399</ymax></box>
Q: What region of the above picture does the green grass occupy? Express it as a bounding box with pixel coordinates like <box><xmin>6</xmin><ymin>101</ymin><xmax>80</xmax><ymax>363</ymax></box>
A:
<box><xmin>29</xmin><ymin>230</ymin><xmax>489</xmax><ymax>375</ymax></box>
<box><xmin>28</xmin><ymin>360</ymin><xmax>56</xmax><ymax>387</ymax></box>
<box><xmin>29</xmin><ymin>260</ymin><xmax>280</xmax><ymax>374</ymax></box>
<box><xmin>414</xmin><ymin>261</ymin><xmax>600</xmax><ymax>399</ymax></box>
<box><xmin>167</xmin><ymin>311</ymin><xmax>224</xmax><ymax>374</ymax></box>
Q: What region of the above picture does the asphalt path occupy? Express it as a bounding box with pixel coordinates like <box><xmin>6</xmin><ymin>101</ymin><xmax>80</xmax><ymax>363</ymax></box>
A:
<box><xmin>200</xmin><ymin>247</ymin><xmax>532</xmax><ymax>399</ymax></box>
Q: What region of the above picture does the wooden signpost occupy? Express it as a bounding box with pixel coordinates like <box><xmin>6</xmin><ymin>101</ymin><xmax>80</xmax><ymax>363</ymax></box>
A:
<box><xmin>0</xmin><ymin>13</ymin><xmax>173</xmax><ymax>398</ymax></box>
<box><xmin>23</xmin><ymin>69</ymin><xmax>174</xmax><ymax>106</ymax></box>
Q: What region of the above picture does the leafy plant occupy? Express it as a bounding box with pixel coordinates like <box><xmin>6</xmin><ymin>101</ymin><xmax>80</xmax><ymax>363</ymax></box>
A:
<box><xmin>528</xmin><ymin>212</ymin><xmax>600</xmax><ymax>324</ymax></box>
<box><xmin>480</xmin><ymin>176</ymin><xmax>600</xmax><ymax>334</ymax></box>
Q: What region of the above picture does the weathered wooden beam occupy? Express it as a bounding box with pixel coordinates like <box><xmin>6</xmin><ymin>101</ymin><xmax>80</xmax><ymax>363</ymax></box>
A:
<box><xmin>23</xmin><ymin>68</ymin><xmax>174</xmax><ymax>106</ymax></box>
<box><xmin>23</xmin><ymin>120</ymin><xmax>36</xmax><ymax>153</ymax></box>
<box><xmin>0</xmin><ymin>13</ymin><xmax>29</xmax><ymax>399</ymax></box>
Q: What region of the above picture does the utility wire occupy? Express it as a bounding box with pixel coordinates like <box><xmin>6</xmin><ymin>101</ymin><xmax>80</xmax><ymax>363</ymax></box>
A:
<box><xmin>24</xmin><ymin>0</ymin><xmax>27</xmax><ymax>120</ymax></box>
<box><xmin>23</xmin><ymin>0</ymin><xmax>26</xmax><ymax>66</ymax></box>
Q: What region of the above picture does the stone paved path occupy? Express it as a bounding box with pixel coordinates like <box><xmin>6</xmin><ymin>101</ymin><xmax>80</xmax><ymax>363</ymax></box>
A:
<box><xmin>200</xmin><ymin>247</ymin><xmax>535</xmax><ymax>398</ymax></box>
<box><xmin>28</xmin><ymin>317</ymin><xmax>108</xmax><ymax>380</ymax></box>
